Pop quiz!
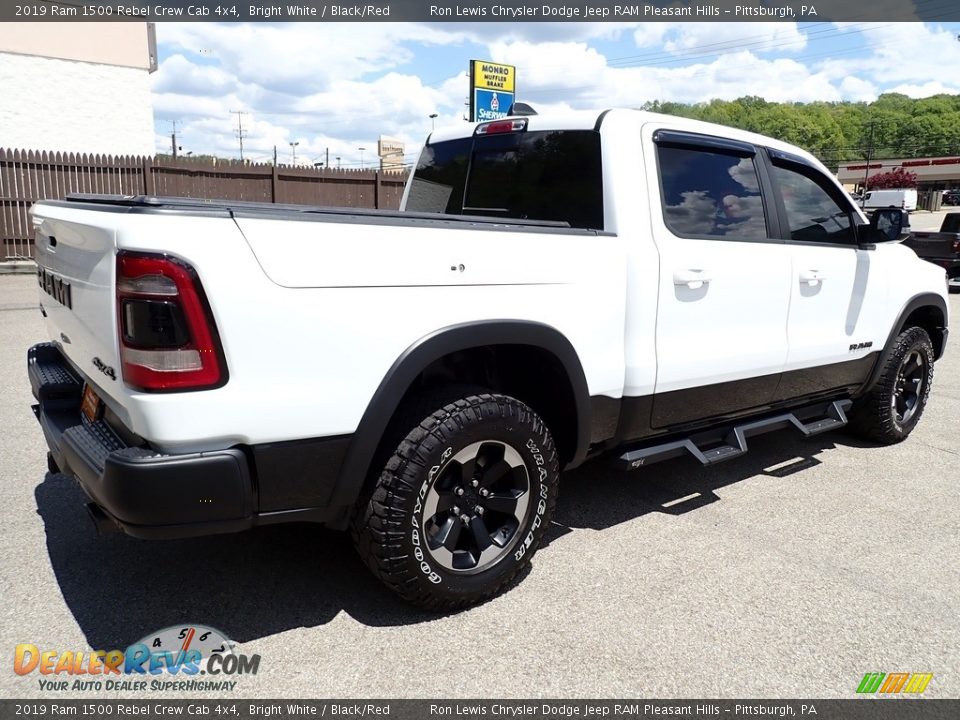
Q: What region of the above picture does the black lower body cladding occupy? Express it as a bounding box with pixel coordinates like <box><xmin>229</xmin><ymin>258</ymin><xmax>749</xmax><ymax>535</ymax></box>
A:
<box><xmin>28</xmin><ymin>343</ymin><xmax>351</xmax><ymax>539</ymax></box>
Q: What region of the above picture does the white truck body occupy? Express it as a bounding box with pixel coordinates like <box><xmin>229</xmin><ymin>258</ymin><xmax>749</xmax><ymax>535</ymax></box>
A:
<box><xmin>27</xmin><ymin>108</ymin><xmax>949</xmax><ymax>606</ymax></box>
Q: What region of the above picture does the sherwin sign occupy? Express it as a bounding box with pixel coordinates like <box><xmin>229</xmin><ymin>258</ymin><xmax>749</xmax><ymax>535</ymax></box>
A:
<box><xmin>469</xmin><ymin>60</ymin><xmax>516</xmax><ymax>122</ymax></box>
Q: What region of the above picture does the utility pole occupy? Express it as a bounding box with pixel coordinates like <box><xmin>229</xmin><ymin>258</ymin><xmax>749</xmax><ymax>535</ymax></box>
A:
<box><xmin>273</xmin><ymin>145</ymin><xmax>278</xmax><ymax>166</ymax></box>
<box><xmin>169</xmin><ymin>120</ymin><xmax>179</xmax><ymax>159</ymax></box>
<box><xmin>230</xmin><ymin>110</ymin><xmax>249</xmax><ymax>160</ymax></box>
<box><xmin>325</xmin><ymin>147</ymin><xmax>329</xmax><ymax>169</ymax></box>
<box><xmin>862</xmin><ymin>121</ymin><xmax>876</xmax><ymax>198</ymax></box>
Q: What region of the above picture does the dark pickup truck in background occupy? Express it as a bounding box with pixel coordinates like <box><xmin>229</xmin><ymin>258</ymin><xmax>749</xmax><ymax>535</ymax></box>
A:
<box><xmin>906</xmin><ymin>212</ymin><xmax>960</xmax><ymax>292</ymax></box>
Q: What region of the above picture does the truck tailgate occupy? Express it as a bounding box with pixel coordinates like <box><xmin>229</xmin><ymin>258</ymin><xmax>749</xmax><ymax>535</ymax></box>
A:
<box><xmin>32</xmin><ymin>203</ymin><xmax>120</xmax><ymax>399</ymax></box>
<box><xmin>904</xmin><ymin>231</ymin><xmax>957</xmax><ymax>260</ymax></box>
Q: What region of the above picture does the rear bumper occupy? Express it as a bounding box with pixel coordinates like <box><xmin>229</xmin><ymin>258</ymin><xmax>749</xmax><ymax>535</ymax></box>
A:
<box><xmin>29</xmin><ymin>342</ymin><xmax>254</xmax><ymax>539</ymax></box>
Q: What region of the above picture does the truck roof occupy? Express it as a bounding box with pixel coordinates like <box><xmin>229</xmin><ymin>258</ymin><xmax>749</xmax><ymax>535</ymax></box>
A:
<box><xmin>429</xmin><ymin>107</ymin><xmax>825</xmax><ymax>172</ymax></box>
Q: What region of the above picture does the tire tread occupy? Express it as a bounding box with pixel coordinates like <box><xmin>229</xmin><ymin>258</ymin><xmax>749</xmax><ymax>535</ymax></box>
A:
<box><xmin>849</xmin><ymin>326</ymin><xmax>934</xmax><ymax>444</ymax></box>
<box><xmin>351</xmin><ymin>390</ymin><xmax>558</xmax><ymax>611</ymax></box>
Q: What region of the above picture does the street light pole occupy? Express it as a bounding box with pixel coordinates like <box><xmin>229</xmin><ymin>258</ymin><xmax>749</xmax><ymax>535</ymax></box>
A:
<box><xmin>429</xmin><ymin>113</ymin><xmax>438</xmax><ymax>131</ymax></box>
<box><xmin>358</xmin><ymin>147</ymin><xmax>366</xmax><ymax>169</ymax></box>
<box><xmin>289</xmin><ymin>141</ymin><xmax>299</xmax><ymax>166</ymax></box>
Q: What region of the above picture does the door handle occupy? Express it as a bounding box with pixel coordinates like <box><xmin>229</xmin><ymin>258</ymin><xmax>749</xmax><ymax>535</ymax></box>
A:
<box><xmin>673</xmin><ymin>269</ymin><xmax>713</xmax><ymax>289</ymax></box>
<box><xmin>799</xmin><ymin>270</ymin><xmax>826</xmax><ymax>286</ymax></box>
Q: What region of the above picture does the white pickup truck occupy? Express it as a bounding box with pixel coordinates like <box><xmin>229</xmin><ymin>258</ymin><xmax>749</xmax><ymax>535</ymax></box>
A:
<box><xmin>28</xmin><ymin>108</ymin><xmax>949</xmax><ymax>609</ymax></box>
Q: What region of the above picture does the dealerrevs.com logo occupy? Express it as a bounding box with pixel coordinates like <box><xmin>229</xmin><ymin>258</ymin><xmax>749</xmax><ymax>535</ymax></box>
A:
<box><xmin>14</xmin><ymin>625</ymin><xmax>260</xmax><ymax>692</ymax></box>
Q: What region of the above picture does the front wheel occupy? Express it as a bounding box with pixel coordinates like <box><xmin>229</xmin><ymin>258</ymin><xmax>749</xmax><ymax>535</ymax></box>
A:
<box><xmin>848</xmin><ymin>326</ymin><xmax>935</xmax><ymax>444</ymax></box>
<box><xmin>351</xmin><ymin>392</ymin><xmax>559</xmax><ymax>610</ymax></box>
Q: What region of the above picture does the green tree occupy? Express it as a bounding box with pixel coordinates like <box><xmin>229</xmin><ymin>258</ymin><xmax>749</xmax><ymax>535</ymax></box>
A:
<box><xmin>647</xmin><ymin>94</ymin><xmax>959</xmax><ymax>167</ymax></box>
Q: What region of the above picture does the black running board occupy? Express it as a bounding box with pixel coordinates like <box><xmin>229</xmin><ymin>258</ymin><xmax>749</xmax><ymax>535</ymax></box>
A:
<box><xmin>620</xmin><ymin>399</ymin><xmax>852</xmax><ymax>470</ymax></box>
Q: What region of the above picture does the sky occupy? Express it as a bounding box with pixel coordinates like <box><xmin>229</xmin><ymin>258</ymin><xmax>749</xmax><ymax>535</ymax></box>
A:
<box><xmin>151</xmin><ymin>21</ymin><xmax>960</xmax><ymax>169</ymax></box>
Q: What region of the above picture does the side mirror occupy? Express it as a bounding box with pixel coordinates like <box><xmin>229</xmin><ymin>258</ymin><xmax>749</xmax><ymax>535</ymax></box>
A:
<box><xmin>865</xmin><ymin>207</ymin><xmax>910</xmax><ymax>245</ymax></box>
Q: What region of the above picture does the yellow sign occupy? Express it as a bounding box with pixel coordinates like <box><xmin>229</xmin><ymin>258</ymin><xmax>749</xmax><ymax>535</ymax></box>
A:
<box><xmin>472</xmin><ymin>61</ymin><xmax>515</xmax><ymax>93</ymax></box>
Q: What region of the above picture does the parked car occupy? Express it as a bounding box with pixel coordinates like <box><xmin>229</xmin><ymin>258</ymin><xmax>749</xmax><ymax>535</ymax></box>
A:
<box><xmin>27</xmin><ymin>108</ymin><xmax>949</xmax><ymax>609</ymax></box>
<box><xmin>942</xmin><ymin>190</ymin><xmax>960</xmax><ymax>206</ymax></box>
<box><xmin>905</xmin><ymin>212</ymin><xmax>960</xmax><ymax>292</ymax></box>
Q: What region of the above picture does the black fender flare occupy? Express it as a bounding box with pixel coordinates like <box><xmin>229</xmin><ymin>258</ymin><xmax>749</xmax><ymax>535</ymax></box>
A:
<box><xmin>858</xmin><ymin>293</ymin><xmax>948</xmax><ymax>396</ymax></box>
<box><xmin>329</xmin><ymin>320</ymin><xmax>592</xmax><ymax>508</ymax></box>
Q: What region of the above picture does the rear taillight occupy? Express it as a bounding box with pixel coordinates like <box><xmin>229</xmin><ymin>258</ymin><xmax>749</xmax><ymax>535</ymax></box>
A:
<box><xmin>952</xmin><ymin>239</ymin><xmax>960</xmax><ymax>253</ymax></box>
<box><xmin>116</xmin><ymin>252</ymin><xmax>226</xmax><ymax>392</ymax></box>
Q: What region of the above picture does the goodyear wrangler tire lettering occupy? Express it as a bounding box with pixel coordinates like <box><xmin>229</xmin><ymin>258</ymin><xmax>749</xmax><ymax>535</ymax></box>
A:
<box><xmin>351</xmin><ymin>391</ymin><xmax>559</xmax><ymax>611</ymax></box>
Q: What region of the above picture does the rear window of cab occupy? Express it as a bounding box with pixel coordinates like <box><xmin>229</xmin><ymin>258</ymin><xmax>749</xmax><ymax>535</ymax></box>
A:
<box><xmin>406</xmin><ymin>130</ymin><xmax>604</xmax><ymax>230</ymax></box>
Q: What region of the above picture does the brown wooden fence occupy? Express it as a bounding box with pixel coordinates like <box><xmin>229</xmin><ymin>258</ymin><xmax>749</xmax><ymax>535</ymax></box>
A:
<box><xmin>0</xmin><ymin>149</ymin><xmax>409</xmax><ymax>260</ymax></box>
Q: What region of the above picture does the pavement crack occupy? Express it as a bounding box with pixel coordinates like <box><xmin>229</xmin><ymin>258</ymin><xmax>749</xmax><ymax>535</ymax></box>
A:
<box><xmin>917</xmin><ymin>440</ymin><xmax>960</xmax><ymax>457</ymax></box>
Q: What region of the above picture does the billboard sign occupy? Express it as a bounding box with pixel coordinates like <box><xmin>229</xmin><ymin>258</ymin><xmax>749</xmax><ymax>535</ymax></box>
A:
<box><xmin>469</xmin><ymin>60</ymin><xmax>516</xmax><ymax>122</ymax></box>
<box><xmin>377</xmin><ymin>136</ymin><xmax>406</xmax><ymax>173</ymax></box>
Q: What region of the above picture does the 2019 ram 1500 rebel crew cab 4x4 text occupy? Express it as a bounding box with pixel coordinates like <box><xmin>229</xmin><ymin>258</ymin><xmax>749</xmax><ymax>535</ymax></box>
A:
<box><xmin>27</xmin><ymin>109</ymin><xmax>949</xmax><ymax>609</ymax></box>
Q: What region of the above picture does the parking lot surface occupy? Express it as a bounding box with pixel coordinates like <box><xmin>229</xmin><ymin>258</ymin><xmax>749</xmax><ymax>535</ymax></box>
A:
<box><xmin>1</xmin><ymin>272</ymin><xmax>957</xmax><ymax>699</ymax></box>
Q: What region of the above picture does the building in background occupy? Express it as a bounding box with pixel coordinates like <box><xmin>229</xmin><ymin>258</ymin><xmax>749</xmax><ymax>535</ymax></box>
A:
<box><xmin>0</xmin><ymin>22</ymin><xmax>156</xmax><ymax>156</ymax></box>
<box><xmin>837</xmin><ymin>155</ymin><xmax>960</xmax><ymax>191</ymax></box>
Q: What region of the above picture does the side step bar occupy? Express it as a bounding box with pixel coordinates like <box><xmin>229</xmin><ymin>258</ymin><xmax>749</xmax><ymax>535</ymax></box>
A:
<box><xmin>620</xmin><ymin>399</ymin><xmax>852</xmax><ymax>470</ymax></box>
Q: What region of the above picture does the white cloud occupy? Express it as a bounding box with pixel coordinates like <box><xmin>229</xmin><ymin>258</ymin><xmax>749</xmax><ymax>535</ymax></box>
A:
<box><xmin>831</xmin><ymin>22</ymin><xmax>960</xmax><ymax>91</ymax></box>
<box><xmin>838</xmin><ymin>76</ymin><xmax>879</xmax><ymax>102</ymax></box>
<box><xmin>488</xmin><ymin>40</ymin><xmax>609</xmax><ymax>95</ymax></box>
<box><xmin>661</xmin><ymin>22</ymin><xmax>807</xmax><ymax>55</ymax></box>
<box><xmin>508</xmin><ymin>46</ymin><xmax>845</xmax><ymax>107</ymax></box>
<box><xmin>428</xmin><ymin>21</ymin><xmax>630</xmax><ymax>44</ymax></box>
<box><xmin>152</xmin><ymin>54</ymin><xmax>236</xmax><ymax>97</ymax></box>
<box><xmin>888</xmin><ymin>81</ymin><xmax>958</xmax><ymax>98</ymax></box>
<box><xmin>158</xmin><ymin>22</ymin><xmax>467</xmax><ymax>93</ymax></box>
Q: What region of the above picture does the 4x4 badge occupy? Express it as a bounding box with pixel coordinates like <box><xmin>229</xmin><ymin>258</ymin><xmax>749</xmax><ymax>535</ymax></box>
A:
<box><xmin>92</xmin><ymin>357</ymin><xmax>117</xmax><ymax>381</ymax></box>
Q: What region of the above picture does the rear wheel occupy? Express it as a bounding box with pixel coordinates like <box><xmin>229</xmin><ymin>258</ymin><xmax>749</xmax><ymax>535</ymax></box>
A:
<box><xmin>351</xmin><ymin>391</ymin><xmax>559</xmax><ymax>610</ymax></box>
<box><xmin>849</xmin><ymin>327</ymin><xmax>934</xmax><ymax>444</ymax></box>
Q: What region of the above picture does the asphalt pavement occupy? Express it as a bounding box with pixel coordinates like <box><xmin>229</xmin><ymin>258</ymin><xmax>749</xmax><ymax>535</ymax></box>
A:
<box><xmin>0</xmin><ymin>270</ymin><xmax>957</xmax><ymax>700</ymax></box>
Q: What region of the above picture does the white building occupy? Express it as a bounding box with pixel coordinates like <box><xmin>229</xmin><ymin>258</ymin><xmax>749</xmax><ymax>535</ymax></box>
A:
<box><xmin>0</xmin><ymin>22</ymin><xmax>156</xmax><ymax>156</ymax></box>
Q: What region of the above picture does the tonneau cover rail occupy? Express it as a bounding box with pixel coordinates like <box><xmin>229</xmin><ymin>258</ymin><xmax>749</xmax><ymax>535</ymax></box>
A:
<box><xmin>57</xmin><ymin>193</ymin><xmax>577</xmax><ymax>230</ymax></box>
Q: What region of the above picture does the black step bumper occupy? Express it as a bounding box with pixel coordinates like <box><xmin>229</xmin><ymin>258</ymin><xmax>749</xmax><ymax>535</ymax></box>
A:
<box><xmin>28</xmin><ymin>343</ymin><xmax>254</xmax><ymax>539</ymax></box>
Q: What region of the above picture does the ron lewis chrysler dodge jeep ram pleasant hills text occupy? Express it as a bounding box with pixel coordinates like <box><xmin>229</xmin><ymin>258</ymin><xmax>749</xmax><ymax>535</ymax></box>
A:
<box><xmin>27</xmin><ymin>108</ymin><xmax>949</xmax><ymax>609</ymax></box>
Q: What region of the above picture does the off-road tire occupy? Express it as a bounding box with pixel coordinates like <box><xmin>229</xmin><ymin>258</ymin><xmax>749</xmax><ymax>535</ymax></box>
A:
<box><xmin>848</xmin><ymin>327</ymin><xmax>935</xmax><ymax>444</ymax></box>
<box><xmin>351</xmin><ymin>391</ymin><xmax>559</xmax><ymax>611</ymax></box>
